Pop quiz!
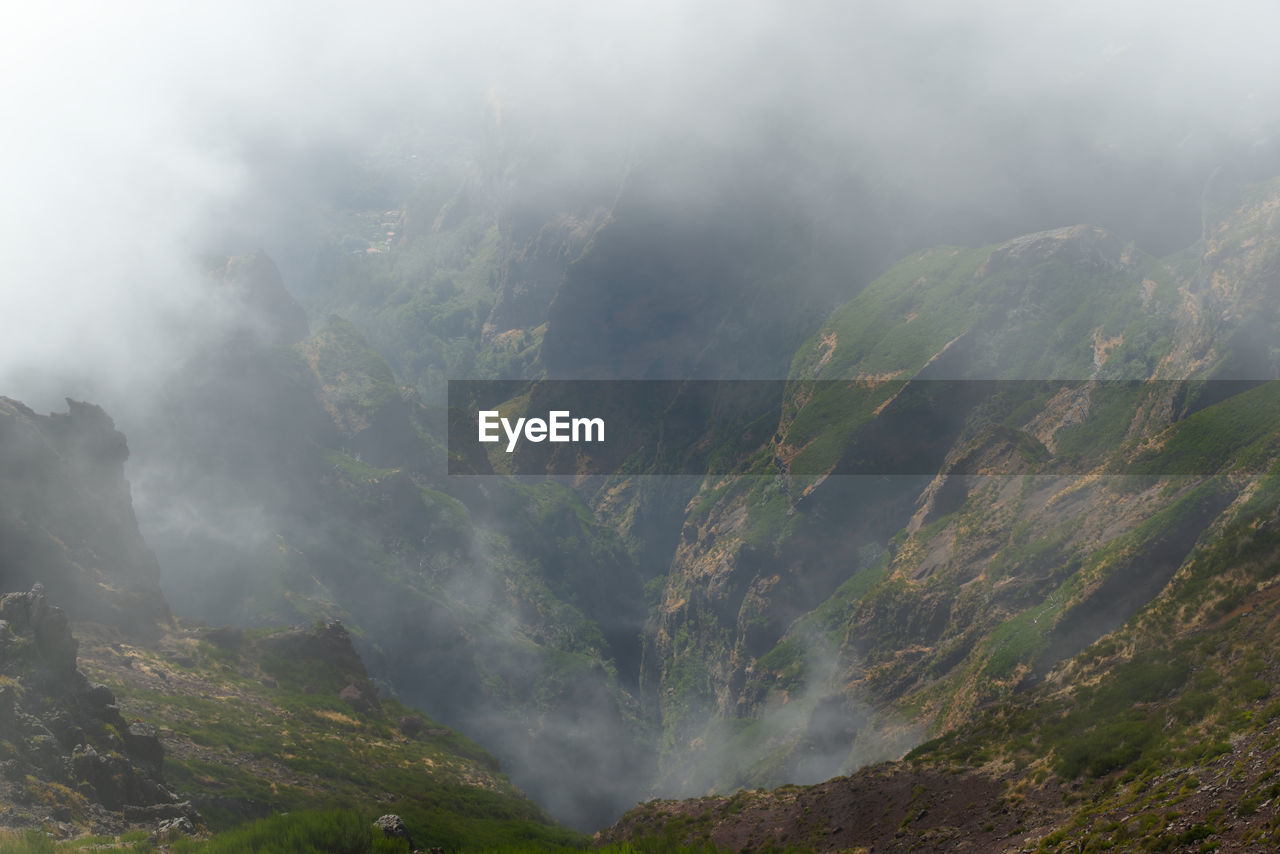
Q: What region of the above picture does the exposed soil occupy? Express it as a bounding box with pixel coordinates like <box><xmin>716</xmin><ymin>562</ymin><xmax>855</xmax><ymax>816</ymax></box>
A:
<box><xmin>602</xmin><ymin>730</ymin><xmax>1280</xmax><ymax>853</ymax></box>
<box><xmin>598</xmin><ymin>763</ymin><xmax>1068</xmax><ymax>853</ymax></box>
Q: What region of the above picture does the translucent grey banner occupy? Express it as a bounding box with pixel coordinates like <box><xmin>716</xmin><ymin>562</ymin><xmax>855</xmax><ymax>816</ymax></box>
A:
<box><xmin>447</xmin><ymin>379</ymin><xmax>1280</xmax><ymax>476</ymax></box>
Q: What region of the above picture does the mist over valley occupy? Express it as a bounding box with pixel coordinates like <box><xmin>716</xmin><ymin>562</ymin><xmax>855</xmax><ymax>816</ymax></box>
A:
<box><xmin>5</xmin><ymin>3</ymin><xmax>1280</xmax><ymax>851</ymax></box>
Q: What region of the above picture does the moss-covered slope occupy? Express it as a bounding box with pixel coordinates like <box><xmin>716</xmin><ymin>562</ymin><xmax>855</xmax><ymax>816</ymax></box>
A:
<box><xmin>73</xmin><ymin>619</ymin><xmax>581</xmax><ymax>850</ymax></box>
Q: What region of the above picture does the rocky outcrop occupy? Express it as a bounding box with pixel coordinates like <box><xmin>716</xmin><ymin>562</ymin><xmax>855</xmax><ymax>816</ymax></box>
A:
<box><xmin>374</xmin><ymin>813</ymin><xmax>415</xmax><ymax>849</ymax></box>
<box><xmin>0</xmin><ymin>586</ymin><xmax>193</xmax><ymax>835</ymax></box>
<box><xmin>0</xmin><ymin>398</ymin><xmax>169</xmax><ymax>629</ymax></box>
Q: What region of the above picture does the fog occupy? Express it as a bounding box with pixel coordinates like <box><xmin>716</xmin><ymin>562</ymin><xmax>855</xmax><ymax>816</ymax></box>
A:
<box><xmin>6</xmin><ymin>0</ymin><xmax>1280</xmax><ymax>832</ymax></box>
<box><xmin>6</xmin><ymin>1</ymin><xmax>1280</xmax><ymax>410</ymax></box>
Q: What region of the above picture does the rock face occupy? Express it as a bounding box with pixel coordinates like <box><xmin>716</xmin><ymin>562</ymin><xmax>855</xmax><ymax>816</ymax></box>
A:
<box><xmin>0</xmin><ymin>398</ymin><xmax>169</xmax><ymax>629</ymax></box>
<box><xmin>0</xmin><ymin>586</ymin><xmax>192</xmax><ymax>834</ymax></box>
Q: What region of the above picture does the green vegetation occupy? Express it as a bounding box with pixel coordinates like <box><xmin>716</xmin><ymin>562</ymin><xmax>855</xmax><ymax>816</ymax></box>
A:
<box><xmin>172</xmin><ymin>810</ymin><xmax>409</xmax><ymax>854</ymax></box>
<box><xmin>304</xmin><ymin>316</ymin><xmax>402</xmax><ymax>413</ymax></box>
<box><xmin>685</xmin><ymin>478</ymin><xmax>748</xmax><ymax>526</ymax></box>
<box><xmin>789</xmin><ymin>245</ymin><xmax>988</xmax><ymax>380</ymax></box>
<box><xmin>170</xmin><ymin>809</ymin><xmax>725</xmax><ymax>853</ymax></box>
<box><xmin>0</xmin><ymin>810</ymin><xmax>730</xmax><ymax>853</ymax></box>
<box><xmin>741</xmin><ymin>478</ymin><xmax>795</xmax><ymax>549</ymax></box>
<box><xmin>1050</xmin><ymin>382</ymin><xmax>1147</xmax><ymax>462</ymax></box>
<box><xmin>662</xmin><ymin>654</ymin><xmax>714</xmax><ymax>756</ymax></box>
<box><xmin>303</xmin><ymin>188</ymin><xmax>515</xmax><ymax>399</ymax></box>
<box><xmin>319</xmin><ymin>447</ymin><xmax>398</xmax><ymax>482</ymax></box>
<box><xmin>1046</xmin><ymin>649</ymin><xmax>1191</xmax><ymax>778</ymax></box>
<box><xmin>898</xmin><ymin>462</ymin><xmax>1280</xmax><ymax>847</ymax></box>
<box><xmin>778</xmin><ymin>229</ymin><xmax>1175</xmax><ymax>484</ymax></box>
<box><xmin>780</xmin><ymin>381</ymin><xmax>898</xmax><ymax>467</ymax></box>
<box><xmin>1129</xmin><ymin>381</ymin><xmax>1280</xmax><ymax>476</ymax></box>
<box><xmin>810</xmin><ymin>551</ymin><xmax>890</xmax><ymax>636</ymax></box>
<box><xmin>84</xmin><ymin>629</ymin><xmax>577</xmax><ymax>850</ymax></box>
<box><xmin>755</xmin><ymin>638</ymin><xmax>808</xmax><ymax>691</ymax></box>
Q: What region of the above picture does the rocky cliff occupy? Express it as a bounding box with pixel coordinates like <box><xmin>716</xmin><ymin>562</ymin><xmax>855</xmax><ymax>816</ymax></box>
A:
<box><xmin>0</xmin><ymin>398</ymin><xmax>168</xmax><ymax>629</ymax></box>
<box><xmin>0</xmin><ymin>586</ymin><xmax>190</xmax><ymax>836</ymax></box>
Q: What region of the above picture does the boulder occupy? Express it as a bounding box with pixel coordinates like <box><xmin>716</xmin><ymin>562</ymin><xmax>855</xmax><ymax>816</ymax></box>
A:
<box><xmin>374</xmin><ymin>813</ymin><xmax>414</xmax><ymax>849</ymax></box>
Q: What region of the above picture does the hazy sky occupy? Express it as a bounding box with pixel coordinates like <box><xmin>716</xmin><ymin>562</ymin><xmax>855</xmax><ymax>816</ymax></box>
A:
<box><xmin>3</xmin><ymin>0</ymin><xmax>1279</xmax><ymax>410</ymax></box>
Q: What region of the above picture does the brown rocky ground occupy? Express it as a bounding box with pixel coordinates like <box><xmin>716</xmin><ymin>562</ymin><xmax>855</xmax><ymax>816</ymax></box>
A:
<box><xmin>601</xmin><ymin>717</ymin><xmax>1280</xmax><ymax>853</ymax></box>
<box><xmin>599</xmin><ymin>762</ymin><xmax>1067</xmax><ymax>852</ymax></box>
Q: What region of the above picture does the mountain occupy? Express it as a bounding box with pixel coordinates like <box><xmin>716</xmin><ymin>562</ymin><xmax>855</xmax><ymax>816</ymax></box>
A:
<box><xmin>10</xmin><ymin>144</ymin><xmax>1280</xmax><ymax>851</ymax></box>
<box><xmin>592</xmin><ymin>179</ymin><xmax>1280</xmax><ymax>850</ymax></box>
<box><xmin>299</xmin><ymin>164</ymin><xmax>1280</xmax><ymax>842</ymax></box>
<box><xmin>172</xmin><ymin>169</ymin><xmax>1280</xmax><ymax>836</ymax></box>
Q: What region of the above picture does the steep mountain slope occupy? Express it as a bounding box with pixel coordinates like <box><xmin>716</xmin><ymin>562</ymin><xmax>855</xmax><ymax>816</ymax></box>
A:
<box><xmin>606</xmin><ymin>471</ymin><xmax>1280</xmax><ymax>852</ymax></box>
<box><xmin>591</xmin><ymin>177</ymin><xmax>1280</xmax><ymax>847</ymax></box>
<box><xmin>423</xmin><ymin>202</ymin><xmax>1248</xmax><ymax>802</ymax></box>
<box><xmin>641</xmin><ymin>223</ymin><xmax>1175</xmax><ymax>788</ymax></box>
